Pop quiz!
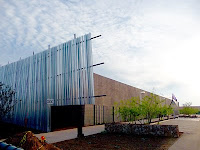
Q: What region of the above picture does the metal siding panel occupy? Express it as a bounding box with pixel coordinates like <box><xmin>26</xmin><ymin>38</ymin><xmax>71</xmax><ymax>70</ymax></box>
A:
<box><xmin>0</xmin><ymin>33</ymin><xmax>95</xmax><ymax>132</ymax></box>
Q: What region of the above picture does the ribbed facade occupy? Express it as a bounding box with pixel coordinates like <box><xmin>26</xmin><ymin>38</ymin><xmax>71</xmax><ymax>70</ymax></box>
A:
<box><xmin>0</xmin><ymin>33</ymin><xmax>94</xmax><ymax>131</ymax></box>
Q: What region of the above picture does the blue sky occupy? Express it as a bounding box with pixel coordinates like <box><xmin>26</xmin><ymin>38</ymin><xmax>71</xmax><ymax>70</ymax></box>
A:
<box><xmin>0</xmin><ymin>0</ymin><xmax>200</xmax><ymax>106</ymax></box>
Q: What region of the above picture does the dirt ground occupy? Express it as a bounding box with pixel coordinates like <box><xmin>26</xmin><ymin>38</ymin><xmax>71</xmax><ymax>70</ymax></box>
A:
<box><xmin>54</xmin><ymin>132</ymin><xmax>179</xmax><ymax>150</ymax></box>
<box><xmin>4</xmin><ymin>131</ymin><xmax>60</xmax><ymax>150</ymax></box>
<box><xmin>0</xmin><ymin>121</ymin><xmax>41</xmax><ymax>139</ymax></box>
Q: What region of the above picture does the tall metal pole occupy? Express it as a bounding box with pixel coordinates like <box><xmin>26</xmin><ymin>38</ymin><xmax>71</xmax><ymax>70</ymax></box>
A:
<box><xmin>77</xmin><ymin>105</ymin><xmax>84</xmax><ymax>137</ymax></box>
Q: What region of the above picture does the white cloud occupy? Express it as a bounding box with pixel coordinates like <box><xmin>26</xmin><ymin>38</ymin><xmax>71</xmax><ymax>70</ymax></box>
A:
<box><xmin>0</xmin><ymin>0</ymin><xmax>199</xmax><ymax>105</ymax></box>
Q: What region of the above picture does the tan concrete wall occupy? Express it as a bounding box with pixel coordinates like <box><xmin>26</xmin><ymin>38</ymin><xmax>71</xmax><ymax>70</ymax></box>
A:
<box><xmin>94</xmin><ymin>73</ymin><xmax>173</xmax><ymax>107</ymax></box>
<box><xmin>84</xmin><ymin>73</ymin><xmax>179</xmax><ymax>126</ymax></box>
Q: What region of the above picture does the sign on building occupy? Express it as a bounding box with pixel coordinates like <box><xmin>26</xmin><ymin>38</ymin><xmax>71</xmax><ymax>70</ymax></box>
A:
<box><xmin>47</xmin><ymin>99</ymin><xmax>54</xmax><ymax>105</ymax></box>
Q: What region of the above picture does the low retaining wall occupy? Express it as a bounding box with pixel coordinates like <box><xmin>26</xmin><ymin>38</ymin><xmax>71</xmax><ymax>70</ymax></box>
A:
<box><xmin>105</xmin><ymin>123</ymin><xmax>179</xmax><ymax>138</ymax></box>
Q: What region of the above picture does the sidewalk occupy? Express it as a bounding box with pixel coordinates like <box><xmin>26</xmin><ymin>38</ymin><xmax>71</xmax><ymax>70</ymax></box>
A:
<box><xmin>35</xmin><ymin>125</ymin><xmax>105</xmax><ymax>143</ymax></box>
<box><xmin>160</xmin><ymin>118</ymin><xmax>200</xmax><ymax>150</ymax></box>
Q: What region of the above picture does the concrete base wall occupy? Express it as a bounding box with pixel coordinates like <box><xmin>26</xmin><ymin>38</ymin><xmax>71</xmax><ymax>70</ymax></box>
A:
<box><xmin>84</xmin><ymin>104</ymin><xmax>118</xmax><ymax>126</ymax></box>
<box><xmin>84</xmin><ymin>104</ymin><xmax>94</xmax><ymax>126</ymax></box>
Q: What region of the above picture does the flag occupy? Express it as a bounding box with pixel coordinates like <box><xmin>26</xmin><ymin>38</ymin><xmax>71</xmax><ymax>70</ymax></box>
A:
<box><xmin>172</xmin><ymin>93</ymin><xmax>177</xmax><ymax>101</ymax></box>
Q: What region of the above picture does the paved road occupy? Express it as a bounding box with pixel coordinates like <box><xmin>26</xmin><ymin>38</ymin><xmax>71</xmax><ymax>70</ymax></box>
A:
<box><xmin>35</xmin><ymin>125</ymin><xmax>105</xmax><ymax>143</ymax></box>
<box><xmin>160</xmin><ymin>118</ymin><xmax>200</xmax><ymax>150</ymax></box>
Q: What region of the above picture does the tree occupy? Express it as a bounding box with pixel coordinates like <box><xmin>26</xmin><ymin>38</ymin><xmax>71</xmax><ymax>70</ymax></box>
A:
<box><xmin>115</xmin><ymin>97</ymin><xmax>141</xmax><ymax>123</ymax></box>
<box><xmin>0</xmin><ymin>82</ymin><xmax>16</xmax><ymax>121</ymax></box>
<box><xmin>115</xmin><ymin>93</ymin><xmax>174</xmax><ymax>124</ymax></box>
<box><xmin>140</xmin><ymin>93</ymin><xmax>163</xmax><ymax>124</ymax></box>
<box><xmin>128</xmin><ymin>97</ymin><xmax>141</xmax><ymax>123</ymax></box>
<box><xmin>156</xmin><ymin>104</ymin><xmax>173</xmax><ymax>123</ymax></box>
<box><xmin>179</xmin><ymin>102</ymin><xmax>199</xmax><ymax>115</ymax></box>
<box><xmin>162</xmin><ymin>105</ymin><xmax>173</xmax><ymax>117</ymax></box>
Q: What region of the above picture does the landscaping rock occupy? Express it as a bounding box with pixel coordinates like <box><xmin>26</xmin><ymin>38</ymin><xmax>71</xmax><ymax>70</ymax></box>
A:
<box><xmin>105</xmin><ymin>123</ymin><xmax>179</xmax><ymax>138</ymax></box>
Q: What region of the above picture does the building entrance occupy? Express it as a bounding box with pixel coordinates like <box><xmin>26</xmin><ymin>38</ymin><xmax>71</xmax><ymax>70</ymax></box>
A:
<box><xmin>51</xmin><ymin>105</ymin><xmax>84</xmax><ymax>131</ymax></box>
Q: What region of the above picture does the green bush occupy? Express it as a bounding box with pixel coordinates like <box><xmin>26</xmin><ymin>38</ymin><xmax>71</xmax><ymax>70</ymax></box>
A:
<box><xmin>179</xmin><ymin>102</ymin><xmax>199</xmax><ymax>115</ymax></box>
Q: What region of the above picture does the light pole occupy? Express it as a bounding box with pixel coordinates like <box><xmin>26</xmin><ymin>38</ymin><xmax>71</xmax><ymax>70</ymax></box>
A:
<box><xmin>163</xmin><ymin>98</ymin><xmax>166</xmax><ymax>105</ymax></box>
<box><xmin>140</xmin><ymin>91</ymin><xmax>145</xmax><ymax>124</ymax></box>
<box><xmin>140</xmin><ymin>91</ymin><xmax>145</xmax><ymax>101</ymax></box>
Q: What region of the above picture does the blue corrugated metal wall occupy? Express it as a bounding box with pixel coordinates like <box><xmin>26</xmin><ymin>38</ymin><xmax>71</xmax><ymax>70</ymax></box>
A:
<box><xmin>0</xmin><ymin>33</ymin><xmax>94</xmax><ymax>132</ymax></box>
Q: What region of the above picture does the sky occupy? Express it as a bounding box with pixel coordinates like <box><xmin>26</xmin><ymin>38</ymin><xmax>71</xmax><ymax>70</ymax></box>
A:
<box><xmin>0</xmin><ymin>0</ymin><xmax>200</xmax><ymax>106</ymax></box>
